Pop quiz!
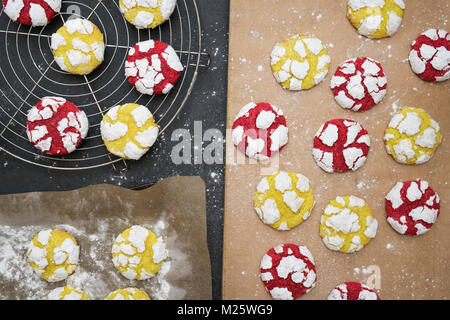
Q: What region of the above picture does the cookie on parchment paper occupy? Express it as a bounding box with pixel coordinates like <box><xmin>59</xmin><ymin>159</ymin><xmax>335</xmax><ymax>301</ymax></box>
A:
<box><xmin>313</xmin><ymin>119</ymin><xmax>370</xmax><ymax>173</ymax></box>
<box><xmin>385</xmin><ymin>179</ymin><xmax>440</xmax><ymax>236</ymax></box>
<box><xmin>384</xmin><ymin>107</ymin><xmax>442</xmax><ymax>165</ymax></box>
<box><xmin>409</xmin><ymin>28</ymin><xmax>450</xmax><ymax>82</ymax></box>
<box><xmin>260</xmin><ymin>243</ymin><xmax>317</xmax><ymax>300</ymax></box>
<box><xmin>320</xmin><ymin>195</ymin><xmax>378</xmax><ymax>253</ymax></box>
<box><xmin>271</xmin><ymin>34</ymin><xmax>330</xmax><ymax>91</ymax></box>
<box><xmin>330</xmin><ymin>57</ymin><xmax>387</xmax><ymax>112</ymax></box>
<box><xmin>347</xmin><ymin>0</ymin><xmax>405</xmax><ymax>39</ymax></box>
<box><xmin>232</xmin><ymin>102</ymin><xmax>288</xmax><ymax>160</ymax></box>
<box><xmin>327</xmin><ymin>282</ymin><xmax>380</xmax><ymax>300</ymax></box>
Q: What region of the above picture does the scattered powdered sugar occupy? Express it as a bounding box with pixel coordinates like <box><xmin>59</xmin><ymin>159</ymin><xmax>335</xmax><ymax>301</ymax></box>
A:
<box><xmin>0</xmin><ymin>214</ymin><xmax>189</xmax><ymax>300</ymax></box>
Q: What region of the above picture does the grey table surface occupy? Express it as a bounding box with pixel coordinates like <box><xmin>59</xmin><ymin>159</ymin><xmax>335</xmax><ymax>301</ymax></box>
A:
<box><xmin>0</xmin><ymin>0</ymin><xmax>229</xmax><ymax>300</ymax></box>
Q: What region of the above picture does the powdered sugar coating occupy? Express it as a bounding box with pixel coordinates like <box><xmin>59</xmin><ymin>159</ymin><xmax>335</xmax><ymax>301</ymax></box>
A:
<box><xmin>386</xmin><ymin>180</ymin><xmax>440</xmax><ymax>236</ymax></box>
<box><xmin>260</xmin><ymin>244</ymin><xmax>316</xmax><ymax>300</ymax></box>
<box><xmin>408</xmin><ymin>28</ymin><xmax>450</xmax><ymax>82</ymax></box>
<box><xmin>330</xmin><ymin>57</ymin><xmax>387</xmax><ymax>111</ymax></box>
<box><xmin>26</xmin><ymin>97</ymin><xmax>89</xmax><ymax>155</ymax></box>
<box><xmin>2</xmin><ymin>0</ymin><xmax>61</xmax><ymax>26</ymax></box>
<box><xmin>313</xmin><ymin>119</ymin><xmax>370</xmax><ymax>173</ymax></box>
<box><xmin>126</xmin><ymin>40</ymin><xmax>183</xmax><ymax>95</ymax></box>
<box><xmin>232</xmin><ymin>102</ymin><xmax>288</xmax><ymax>160</ymax></box>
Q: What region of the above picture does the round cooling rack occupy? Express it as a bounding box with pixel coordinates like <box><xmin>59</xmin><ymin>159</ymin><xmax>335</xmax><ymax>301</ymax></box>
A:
<box><xmin>0</xmin><ymin>0</ymin><xmax>210</xmax><ymax>171</ymax></box>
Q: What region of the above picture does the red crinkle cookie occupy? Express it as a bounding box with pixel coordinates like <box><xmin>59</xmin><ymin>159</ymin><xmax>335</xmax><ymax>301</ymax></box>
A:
<box><xmin>2</xmin><ymin>0</ymin><xmax>61</xmax><ymax>26</ymax></box>
<box><xmin>385</xmin><ymin>179</ymin><xmax>440</xmax><ymax>236</ymax></box>
<box><xmin>260</xmin><ymin>244</ymin><xmax>316</xmax><ymax>300</ymax></box>
<box><xmin>327</xmin><ymin>282</ymin><xmax>380</xmax><ymax>300</ymax></box>
<box><xmin>408</xmin><ymin>28</ymin><xmax>450</xmax><ymax>82</ymax></box>
<box><xmin>312</xmin><ymin>119</ymin><xmax>370</xmax><ymax>173</ymax></box>
<box><xmin>125</xmin><ymin>39</ymin><xmax>184</xmax><ymax>96</ymax></box>
<box><xmin>26</xmin><ymin>97</ymin><xmax>89</xmax><ymax>155</ymax></box>
<box><xmin>231</xmin><ymin>102</ymin><xmax>289</xmax><ymax>160</ymax></box>
<box><xmin>330</xmin><ymin>57</ymin><xmax>387</xmax><ymax>111</ymax></box>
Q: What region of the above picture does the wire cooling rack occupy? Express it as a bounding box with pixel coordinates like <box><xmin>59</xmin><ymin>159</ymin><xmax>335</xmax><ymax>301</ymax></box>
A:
<box><xmin>0</xmin><ymin>0</ymin><xmax>209</xmax><ymax>171</ymax></box>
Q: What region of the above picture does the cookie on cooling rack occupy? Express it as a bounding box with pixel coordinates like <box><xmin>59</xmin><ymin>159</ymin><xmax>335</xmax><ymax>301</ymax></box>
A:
<box><xmin>2</xmin><ymin>0</ymin><xmax>61</xmax><ymax>27</ymax></box>
<box><xmin>106</xmin><ymin>288</ymin><xmax>151</xmax><ymax>300</ymax></box>
<box><xmin>119</xmin><ymin>0</ymin><xmax>177</xmax><ymax>29</ymax></box>
<box><xmin>100</xmin><ymin>103</ymin><xmax>159</xmax><ymax>160</ymax></box>
<box><xmin>111</xmin><ymin>225</ymin><xmax>167</xmax><ymax>280</ymax></box>
<box><xmin>125</xmin><ymin>39</ymin><xmax>184</xmax><ymax>96</ymax></box>
<box><xmin>51</xmin><ymin>18</ymin><xmax>105</xmax><ymax>75</ymax></box>
<box><xmin>26</xmin><ymin>97</ymin><xmax>89</xmax><ymax>156</ymax></box>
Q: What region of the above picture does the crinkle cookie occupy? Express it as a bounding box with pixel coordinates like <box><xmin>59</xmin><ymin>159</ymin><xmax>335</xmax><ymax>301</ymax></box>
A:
<box><xmin>111</xmin><ymin>225</ymin><xmax>167</xmax><ymax>280</ymax></box>
<box><xmin>125</xmin><ymin>39</ymin><xmax>183</xmax><ymax>96</ymax></box>
<box><xmin>409</xmin><ymin>28</ymin><xmax>450</xmax><ymax>82</ymax></box>
<box><xmin>119</xmin><ymin>0</ymin><xmax>177</xmax><ymax>29</ymax></box>
<box><xmin>46</xmin><ymin>286</ymin><xmax>90</xmax><ymax>300</ymax></box>
<box><xmin>2</xmin><ymin>0</ymin><xmax>61</xmax><ymax>26</ymax></box>
<box><xmin>384</xmin><ymin>107</ymin><xmax>442</xmax><ymax>165</ymax></box>
<box><xmin>100</xmin><ymin>103</ymin><xmax>159</xmax><ymax>160</ymax></box>
<box><xmin>327</xmin><ymin>282</ymin><xmax>380</xmax><ymax>300</ymax></box>
<box><xmin>26</xmin><ymin>97</ymin><xmax>89</xmax><ymax>155</ymax></box>
<box><xmin>330</xmin><ymin>57</ymin><xmax>387</xmax><ymax>111</ymax></box>
<box><xmin>313</xmin><ymin>119</ymin><xmax>370</xmax><ymax>173</ymax></box>
<box><xmin>51</xmin><ymin>18</ymin><xmax>105</xmax><ymax>75</ymax></box>
<box><xmin>254</xmin><ymin>171</ymin><xmax>314</xmax><ymax>231</ymax></box>
<box><xmin>271</xmin><ymin>34</ymin><xmax>330</xmax><ymax>90</ymax></box>
<box><xmin>320</xmin><ymin>195</ymin><xmax>378</xmax><ymax>253</ymax></box>
<box><xmin>27</xmin><ymin>229</ymin><xmax>80</xmax><ymax>282</ymax></box>
<box><xmin>347</xmin><ymin>0</ymin><xmax>405</xmax><ymax>39</ymax></box>
<box><xmin>232</xmin><ymin>102</ymin><xmax>288</xmax><ymax>160</ymax></box>
<box><xmin>106</xmin><ymin>288</ymin><xmax>151</xmax><ymax>300</ymax></box>
<box><xmin>386</xmin><ymin>179</ymin><xmax>440</xmax><ymax>236</ymax></box>
<box><xmin>260</xmin><ymin>244</ymin><xmax>316</xmax><ymax>300</ymax></box>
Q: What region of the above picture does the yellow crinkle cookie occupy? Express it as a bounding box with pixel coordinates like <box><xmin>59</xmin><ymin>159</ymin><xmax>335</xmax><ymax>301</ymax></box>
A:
<box><xmin>112</xmin><ymin>225</ymin><xmax>167</xmax><ymax>280</ymax></box>
<box><xmin>320</xmin><ymin>196</ymin><xmax>378</xmax><ymax>253</ymax></box>
<box><xmin>106</xmin><ymin>288</ymin><xmax>151</xmax><ymax>300</ymax></box>
<box><xmin>347</xmin><ymin>0</ymin><xmax>405</xmax><ymax>39</ymax></box>
<box><xmin>254</xmin><ymin>171</ymin><xmax>315</xmax><ymax>231</ymax></box>
<box><xmin>384</xmin><ymin>107</ymin><xmax>442</xmax><ymax>165</ymax></box>
<box><xmin>119</xmin><ymin>0</ymin><xmax>177</xmax><ymax>29</ymax></box>
<box><xmin>100</xmin><ymin>103</ymin><xmax>159</xmax><ymax>160</ymax></box>
<box><xmin>271</xmin><ymin>34</ymin><xmax>330</xmax><ymax>90</ymax></box>
<box><xmin>51</xmin><ymin>18</ymin><xmax>105</xmax><ymax>75</ymax></box>
<box><xmin>46</xmin><ymin>286</ymin><xmax>90</xmax><ymax>300</ymax></box>
<box><xmin>27</xmin><ymin>229</ymin><xmax>80</xmax><ymax>282</ymax></box>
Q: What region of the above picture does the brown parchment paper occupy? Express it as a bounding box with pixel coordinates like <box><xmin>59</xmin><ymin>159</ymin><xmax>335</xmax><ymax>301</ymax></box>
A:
<box><xmin>223</xmin><ymin>0</ymin><xmax>450</xmax><ymax>300</ymax></box>
<box><xmin>0</xmin><ymin>176</ymin><xmax>211</xmax><ymax>300</ymax></box>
